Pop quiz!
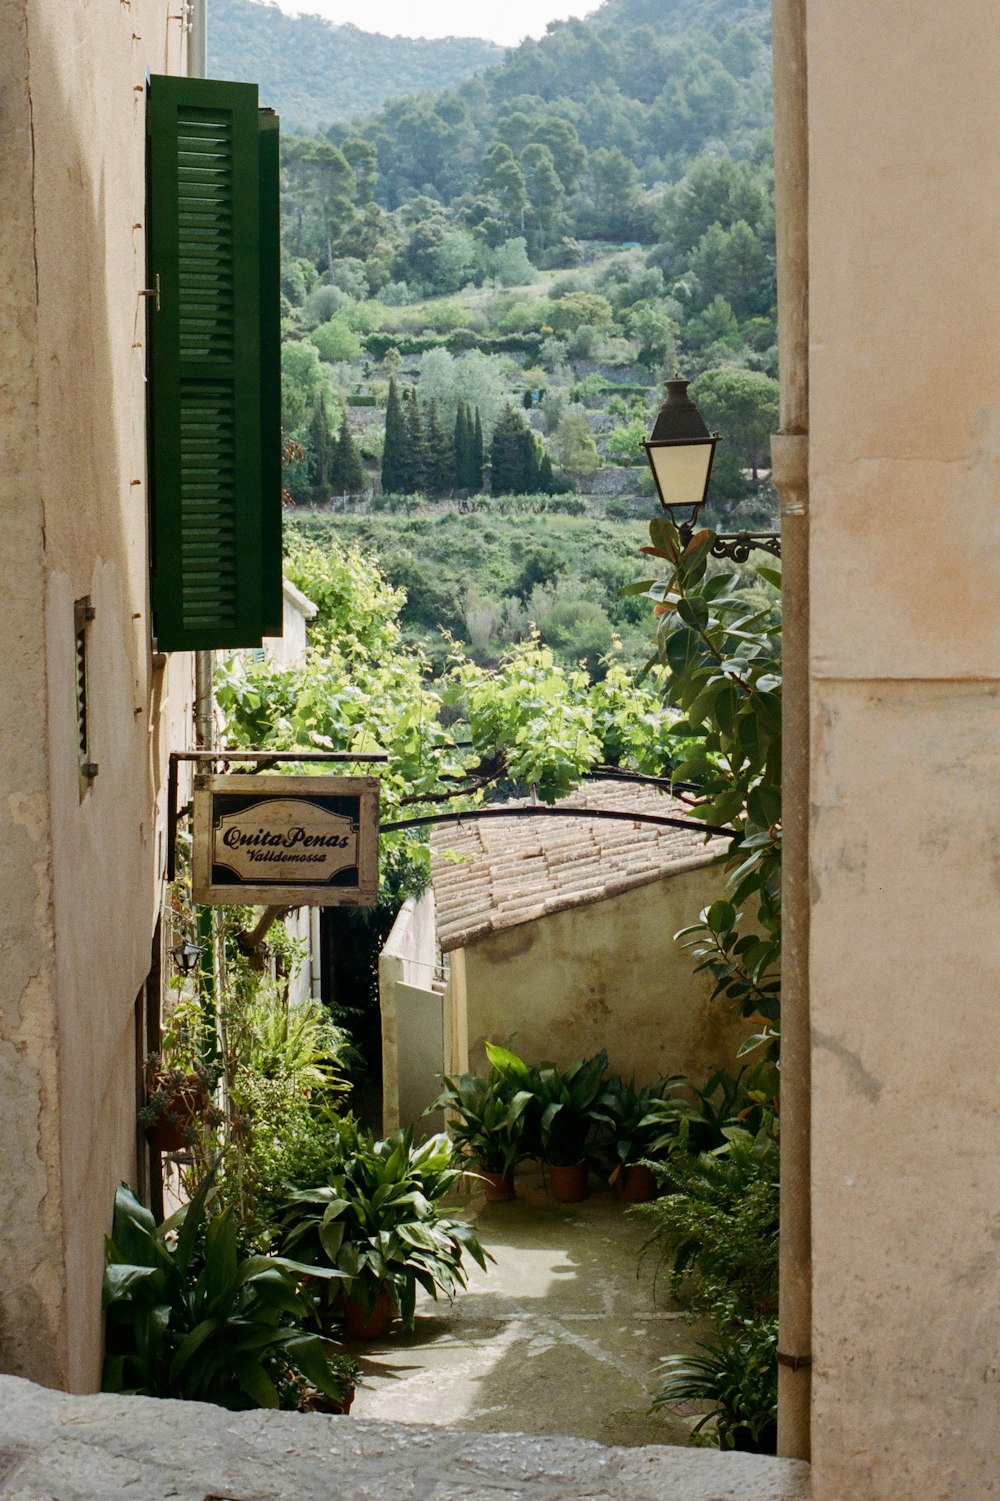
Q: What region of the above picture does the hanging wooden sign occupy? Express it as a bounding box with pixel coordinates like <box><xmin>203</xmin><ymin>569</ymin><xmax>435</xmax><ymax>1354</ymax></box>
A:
<box><xmin>192</xmin><ymin>774</ymin><xmax>379</xmax><ymax>906</ymax></box>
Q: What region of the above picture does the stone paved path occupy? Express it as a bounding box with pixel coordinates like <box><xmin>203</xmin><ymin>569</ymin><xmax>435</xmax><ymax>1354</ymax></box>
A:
<box><xmin>350</xmin><ymin>1169</ymin><xmax>709</xmax><ymax>1449</ymax></box>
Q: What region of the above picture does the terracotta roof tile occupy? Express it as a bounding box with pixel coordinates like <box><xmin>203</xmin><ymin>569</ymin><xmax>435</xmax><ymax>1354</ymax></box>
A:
<box><xmin>431</xmin><ymin>782</ymin><xmax>725</xmax><ymax>952</ymax></box>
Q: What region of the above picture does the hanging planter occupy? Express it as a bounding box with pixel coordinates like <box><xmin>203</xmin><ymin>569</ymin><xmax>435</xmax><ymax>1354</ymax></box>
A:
<box><xmin>139</xmin><ymin>1064</ymin><xmax>215</xmax><ymax>1154</ymax></box>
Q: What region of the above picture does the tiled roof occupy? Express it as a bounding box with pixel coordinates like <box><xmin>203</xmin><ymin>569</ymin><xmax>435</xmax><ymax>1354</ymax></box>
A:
<box><xmin>430</xmin><ymin>782</ymin><xmax>725</xmax><ymax>953</ymax></box>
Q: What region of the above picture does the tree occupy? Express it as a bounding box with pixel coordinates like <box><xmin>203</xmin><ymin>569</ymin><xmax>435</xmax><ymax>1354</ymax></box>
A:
<box><xmin>424</xmin><ymin>398</ymin><xmax>455</xmax><ymax>497</ymax></box>
<box><xmin>453</xmin><ymin>403</ymin><xmax>473</xmax><ymax>490</ymax></box>
<box><xmin>553</xmin><ymin>409</ymin><xmax>599</xmax><ymax>478</ymax></box>
<box><xmin>480</xmin><ymin>142</ymin><xmax>527</xmax><ymax>235</ymax></box>
<box><xmin>330</xmin><ymin>412</ymin><xmax>366</xmax><ymax>496</ymax></box>
<box><xmin>281</xmin><ymin>341</ymin><xmax>339</xmax><ymax>431</ymax></box>
<box><xmin>307</xmin><ymin>395</ymin><xmax>334</xmax><ymax>499</ymax></box>
<box><xmin>547</xmin><ymin>291</ymin><xmax>614</xmax><ymax>336</ymax></box>
<box><xmin>521</xmin><ymin>142</ymin><xmax>564</xmax><ymax>250</ymax></box>
<box><xmin>690</xmin><ymin>368</ymin><xmax>780</xmax><ymax>482</ymax></box>
<box><xmin>310</xmin><ymin>316</ymin><xmax>362</xmax><ymax>364</ymax></box>
<box><xmin>402</xmin><ymin>389</ymin><xmax>429</xmax><ymax>494</ymax></box>
<box><xmin>472</xmin><ymin>408</ymin><xmax>485</xmax><ymax>492</ymax></box>
<box><xmin>492</xmin><ymin>236</ymin><xmax>534</xmax><ymax>288</ymax></box>
<box><xmin>688</xmin><ymin>219</ymin><xmax>773</xmax><ymax>319</ymax></box>
<box><xmin>490</xmin><ymin>405</ymin><xmax>537</xmax><ymax>495</ymax></box>
<box><xmin>381</xmin><ymin>378</ymin><xmax>407</xmax><ymax>494</ymax></box>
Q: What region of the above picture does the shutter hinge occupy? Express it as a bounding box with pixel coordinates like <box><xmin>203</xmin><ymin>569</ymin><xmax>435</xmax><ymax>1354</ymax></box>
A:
<box><xmin>139</xmin><ymin>274</ymin><xmax>161</xmax><ymax>312</ymax></box>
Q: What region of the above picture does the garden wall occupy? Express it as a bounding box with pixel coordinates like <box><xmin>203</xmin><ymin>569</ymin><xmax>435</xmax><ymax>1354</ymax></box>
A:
<box><xmin>456</xmin><ymin>863</ymin><xmax>747</xmax><ymax>1088</ymax></box>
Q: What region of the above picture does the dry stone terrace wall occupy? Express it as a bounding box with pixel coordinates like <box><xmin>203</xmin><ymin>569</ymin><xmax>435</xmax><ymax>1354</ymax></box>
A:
<box><xmin>0</xmin><ymin>1377</ymin><xmax>810</xmax><ymax>1501</ymax></box>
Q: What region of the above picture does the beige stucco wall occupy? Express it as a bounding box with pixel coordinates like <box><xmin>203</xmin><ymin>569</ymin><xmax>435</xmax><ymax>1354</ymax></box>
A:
<box><xmin>804</xmin><ymin>4</ymin><xmax>1000</xmax><ymax>1494</ymax></box>
<box><xmin>462</xmin><ymin>862</ymin><xmax>745</xmax><ymax>1087</ymax></box>
<box><xmin>0</xmin><ymin>0</ymin><xmax>192</xmax><ymax>1390</ymax></box>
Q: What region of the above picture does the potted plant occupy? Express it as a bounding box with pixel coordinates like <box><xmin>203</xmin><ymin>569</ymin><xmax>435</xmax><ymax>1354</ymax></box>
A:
<box><xmin>138</xmin><ymin>1056</ymin><xmax>221</xmax><ymax>1153</ymax></box>
<box><xmin>431</xmin><ymin>1067</ymin><xmax>536</xmax><ymax>1201</ymax></box>
<box><xmin>490</xmin><ymin>1044</ymin><xmax>608</xmax><ymax>1203</ymax></box>
<box><xmin>278</xmin><ymin>1122</ymin><xmax>491</xmax><ymax>1338</ymax></box>
<box><xmin>592</xmin><ymin>1074</ymin><xmax>685</xmax><ymax>1202</ymax></box>
<box><xmin>103</xmin><ymin>1178</ymin><xmax>352</xmax><ymax>1411</ymax></box>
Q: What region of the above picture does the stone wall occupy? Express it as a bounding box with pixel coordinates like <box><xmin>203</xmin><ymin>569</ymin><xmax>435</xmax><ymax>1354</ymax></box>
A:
<box><xmin>803</xmin><ymin>2</ymin><xmax>1000</xmax><ymax>1494</ymax></box>
<box><xmin>461</xmin><ymin>862</ymin><xmax>746</xmax><ymax>1087</ymax></box>
<box><xmin>0</xmin><ymin>0</ymin><xmax>192</xmax><ymax>1390</ymax></box>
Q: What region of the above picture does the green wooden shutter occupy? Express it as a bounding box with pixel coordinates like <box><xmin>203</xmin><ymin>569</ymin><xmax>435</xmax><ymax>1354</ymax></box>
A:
<box><xmin>147</xmin><ymin>75</ymin><xmax>282</xmax><ymax>651</ymax></box>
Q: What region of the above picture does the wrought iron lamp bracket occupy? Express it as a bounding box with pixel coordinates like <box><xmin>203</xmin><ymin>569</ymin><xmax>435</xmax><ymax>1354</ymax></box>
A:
<box><xmin>675</xmin><ymin>523</ymin><xmax>782</xmax><ymax>562</ymax></box>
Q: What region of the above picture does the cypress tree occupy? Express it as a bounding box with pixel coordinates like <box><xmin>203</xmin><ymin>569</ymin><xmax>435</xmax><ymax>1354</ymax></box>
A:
<box><xmin>491</xmin><ymin>405</ymin><xmax>535</xmax><ymax>495</ymax></box>
<box><xmin>308</xmin><ymin>394</ymin><xmax>334</xmax><ymax>500</ymax></box>
<box><xmin>522</xmin><ymin>429</ymin><xmax>540</xmax><ymax>493</ymax></box>
<box><xmin>471</xmin><ymin>407</ymin><xmax>484</xmax><ymax>492</ymax></box>
<box><xmin>405</xmin><ymin>389</ymin><xmax>429</xmax><ymax>495</ymax></box>
<box><xmin>332</xmin><ymin>411</ymin><xmax>366</xmax><ymax>495</ymax></box>
<box><xmin>381</xmin><ymin>378</ymin><xmax>407</xmax><ymax>494</ymax></box>
<box><xmin>454</xmin><ymin>402</ymin><xmax>471</xmax><ymax>490</ymax></box>
<box><xmin>538</xmin><ymin>451</ymin><xmax>556</xmax><ymax>494</ymax></box>
<box><xmin>425</xmin><ymin>397</ymin><xmax>454</xmax><ymax>497</ymax></box>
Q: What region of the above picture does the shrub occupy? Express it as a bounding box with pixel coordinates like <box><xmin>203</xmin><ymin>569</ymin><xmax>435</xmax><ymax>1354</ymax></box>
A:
<box><xmin>103</xmin><ymin>1179</ymin><xmax>352</xmax><ymax>1411</ymax></box>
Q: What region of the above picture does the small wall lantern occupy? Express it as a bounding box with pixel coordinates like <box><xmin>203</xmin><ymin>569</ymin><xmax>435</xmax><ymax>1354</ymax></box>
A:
<box><xmin>643</xmin><ymin>377</ymin><xmax>719</xmax><ymax>527</ymax></box>
<box><xmin>644</xmin><ymin>377</ymin><xmax>781</xmax><ymax>561</ymax></box>
<box><xmin>170</xmin><ymin>940</ymin><xmax>205</xmax><ymax>976</ymax></box>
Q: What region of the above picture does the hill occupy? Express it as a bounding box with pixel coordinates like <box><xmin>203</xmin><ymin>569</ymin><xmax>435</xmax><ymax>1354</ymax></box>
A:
<box><xmin>209</xmin><ymin>0</ymin><xmax>503</xmax><ymax>130</ymax></box>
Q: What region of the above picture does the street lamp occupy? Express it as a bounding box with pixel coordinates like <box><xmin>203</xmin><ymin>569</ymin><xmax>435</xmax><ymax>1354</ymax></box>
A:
<box><xmin>644</xmin><ymin>377</ymin><xmax>781</xmax><ymax>561</ymax></box>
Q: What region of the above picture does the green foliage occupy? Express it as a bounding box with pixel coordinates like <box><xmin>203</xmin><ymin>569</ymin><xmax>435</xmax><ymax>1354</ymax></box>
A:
<box><xmin>329</xmin><ymin>411</ymin><xmax>367</xmax><ymax>495</ymax></box>
<box><xmin>103</xmin><ymin>1179</ymin><xmax>352</xmax><ymax>1411</ymax></box>
<box><xmin>490</xmin><ymin>405</ymin><xmax>539</xmax><ymax>495</ymax></box>
<box><xmin>380</xmin><ymin>377</ymin><xmax>407</xmax><ymax>494</ymax></box>
<box><xmin>277</xmin><ymin>1124</ymin><xmax>491</xmax><ymax>1329</ymax></box>
<box><xmin>553</xmin><ymin>409</ymin><xmax>600</xmax><ymax>477</ymax></box>
<box><xmin>450</xmin><ymin>638</ymin><xmax>602</xmax><ymax>805</ymax></box>
<box><xmin>431</xmin><ymin>1069</ymin><xmax>537</xmax><ymax>1176</ymax></box>
<box><xmin>639</xmin><ymin>1123</ymin><xmax>779</xmax><ymax>1451</ymax></box>
<box><xmin>591</xmin><ymin>1074</ymin><xmax>686</xmax><ymax>1174</ymax></box>
<box><xmin>651</xmin><ymin>1318</ymin><xmax>778</xmax><ymax>1453</ymax></box>
<box><xmin>487</xmin><ymin>1044</ymin><xmax>609</xmax><ymax>1168</ymax></box>
<box><xmin>631</xmin><ymin>520</ymin><xmax>782</xmax><ymax>1030</ymax></box>
<box><xmin>691</xmin><ymin>367</ymin><xmax>780</xmax><ymax>478</ymax></box>
<box><xmin>210</xmin><ymin>0</ymin><xmax>501</xmax><ymax>133</ymax></box>
<box><xmin>310</xmin><ymin>315</ymin><xmax>363</xmax><ymax>364</ymax></box>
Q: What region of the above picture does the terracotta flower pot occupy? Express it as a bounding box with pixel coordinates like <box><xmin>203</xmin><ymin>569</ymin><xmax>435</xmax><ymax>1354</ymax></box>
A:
<box><xmin>614</xmin><ymin>1162</ymin><xmax>658</xmax><ymax>1203</ymax></box>
<box><xmin>480</xmin><ymin>1169</ymin><xmax>516</xmax><ymax>1203</ymax></box>
<box><xmin>548</xmin><ymin>1161</ymin><xmax>588</xmax><ymax>1203</ymax></box>
<box><xmin>145</xmin><ymin>1086</ymin><xmax>206</xmax><ymax>1153</ymax></box>
<box><xmin>343</xmin><ymin>1287</ymin><xmax>396</xmax><ymax>1340</ymax></box>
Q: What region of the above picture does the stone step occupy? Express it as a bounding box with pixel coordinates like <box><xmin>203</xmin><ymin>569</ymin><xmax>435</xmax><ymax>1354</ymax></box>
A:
<box><xmin>0</xmin><ymin>1375</ymin><xmax>809</xmax><ymax>1501</ymax></box>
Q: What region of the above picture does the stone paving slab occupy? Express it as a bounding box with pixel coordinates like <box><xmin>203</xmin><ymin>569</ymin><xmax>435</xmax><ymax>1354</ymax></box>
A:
<box><xmin>351</xmin><ymin>1172</ymin><xmax>707</xmax><ymax>1448</ymax></box>
<box><xmin>0</xmin><ymin>1376</ymin><xmax>809</xmax><ymax>1501</ymax></box>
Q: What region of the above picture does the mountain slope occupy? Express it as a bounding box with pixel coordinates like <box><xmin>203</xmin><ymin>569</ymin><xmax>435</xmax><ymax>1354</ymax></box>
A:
<box><xmin>209</xmin><ymin>0</ymin><xmax>503</xmax><ymax>131</ymax></box>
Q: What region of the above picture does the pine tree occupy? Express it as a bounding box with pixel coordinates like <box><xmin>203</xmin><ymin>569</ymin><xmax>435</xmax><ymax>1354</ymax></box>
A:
<box><xmin>381</xmin><ymin>378</ymin><xmax>407</xmax><ymax>495</ymax></box>
<box><xmin>471</xmin><ymin>407</ymin><xmax>484</xmax><ymax>492</ymax></box>
<box><xmin>308</xmin><ymin>395</ymin><xmax>334</xmax><ymax>500</ymax></box>
<box><xmin>425</xmin><ymin>398</ymin><xmax>454</xmax><ymax>497</ymax></box>
<box><xmin>331</xmin><ymin>411</ymin><xmax>366</xmax><ymax>495</ymax></box>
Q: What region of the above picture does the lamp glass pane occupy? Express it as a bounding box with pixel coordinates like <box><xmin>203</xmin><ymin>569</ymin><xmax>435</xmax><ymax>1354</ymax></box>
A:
<box><xmin>649</xmin><ymin>440</ymin><xmax>714</xmax><ymax>508</ymax></box>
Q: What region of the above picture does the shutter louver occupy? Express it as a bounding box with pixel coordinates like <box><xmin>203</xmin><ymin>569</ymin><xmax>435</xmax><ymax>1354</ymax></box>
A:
<box><xmin>147</xmin><ymin>77</ymin><xmax>281</xmax><ymax>651</ymax></box>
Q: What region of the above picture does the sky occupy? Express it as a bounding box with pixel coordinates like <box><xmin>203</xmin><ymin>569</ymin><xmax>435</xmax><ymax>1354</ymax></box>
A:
<box><xmin>268</xmin><ymin>0</ymin><xmax>599</xmax><ymax>48</ymax></box>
